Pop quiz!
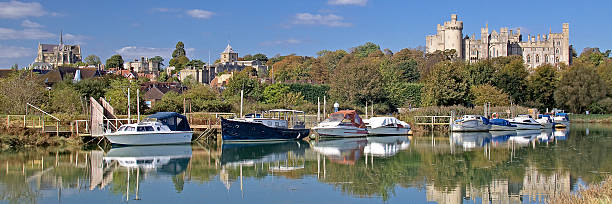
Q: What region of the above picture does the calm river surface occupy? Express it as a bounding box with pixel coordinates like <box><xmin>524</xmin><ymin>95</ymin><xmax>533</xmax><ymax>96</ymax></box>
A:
<box><xmin>0</xmin><ymin>124</ymin><xmax>610</xmax><ymax>203</ymax></box>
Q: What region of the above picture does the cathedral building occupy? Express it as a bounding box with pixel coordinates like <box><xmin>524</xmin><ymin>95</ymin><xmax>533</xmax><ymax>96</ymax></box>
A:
<box><xmin>426</xmin><ymin>14</ymin><xmax>572</xmax><ymax>69</ymax></box>
<box><xmin>33</xmin><ymin>32</ymin><xmax>82</xmax><ymax>69</ymax></box>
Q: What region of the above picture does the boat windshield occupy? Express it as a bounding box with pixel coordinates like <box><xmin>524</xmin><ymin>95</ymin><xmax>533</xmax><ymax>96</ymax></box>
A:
<box><xmin>118</xmin><ymin>126</ymin><xmax>127</xmax><ymax>131</ymax></box>
<box><xmin>125</xmin><ymin>126</ymin><xmax>135</xmax><ymax>131</ymax></box>
<box><xmin>137</xmin><ymin>126</ymin><xmax>155</xmax><ymax>132</ymax></box>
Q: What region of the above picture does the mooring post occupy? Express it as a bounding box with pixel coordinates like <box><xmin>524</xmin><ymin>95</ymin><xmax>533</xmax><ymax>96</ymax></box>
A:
<box><xmin>450</xmin><ymin>111</ymin><xmax>455</xmax><ymax>132</ymax></box>
<box><xmin>56</xmin><ymin>121</ymin><xmax>59</xmax><ymax>137</ymax></box>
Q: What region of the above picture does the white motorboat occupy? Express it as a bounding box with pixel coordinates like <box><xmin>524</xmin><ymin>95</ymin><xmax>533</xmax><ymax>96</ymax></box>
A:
<box><xmin>508</xmin><ymin>115</ymin><xmax>542</xmax><ymax>130</ymax></box>
<box><xmin>365</xmin><ymin>117</ymin><xmax>411</xmax><ymax>135</ymax></box>
<box><xmin>553</xmin><ymin>113</ymin><xmax>570</xmax><ymax>128</ymax></box>
<box><xmin>536</xmin><ymin>114</ymin><xmax>554</xmax><ymax>129</ymax></box>
<box><xmin>313</xmin><ymin>110</ymin><xmax>369</xmax><ymax>137</ymax></box>
<box><xmin>452</xmin><ymin>115</ymin><xmax>491</xmax><ymax>132</ymax></box>
<box><xmin>104</xmin><ymin>112</ymin><xmax>193</xmax><ymax>145</ymax></box>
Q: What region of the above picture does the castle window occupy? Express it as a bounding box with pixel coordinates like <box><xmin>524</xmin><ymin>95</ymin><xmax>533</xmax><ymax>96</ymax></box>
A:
<box><xmin>556</xmin><ymin>48</ymin><xmax>559</xmax><ymax>54</ymax></box>
<box><xmin>536</xmin><ymin>54</ymin><xmax>540</xmax><ymax>63</ymax></box>
<box><xmin>545</xmin><ymin>55</ymin><xmax>549</xmax><ymax>63</ymax></box>
<box><xmin>527</xmin><ymin>55</ymin><xmax>531</xmax><ymax>63</ymax></box>
<box><xmin>556</xmin><ymin>57</ymin><xmax>560</xmax><ymax>63</ymax></box>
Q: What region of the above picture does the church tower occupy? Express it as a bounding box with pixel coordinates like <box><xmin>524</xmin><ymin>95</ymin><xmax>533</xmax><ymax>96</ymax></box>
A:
<box><xmin>220</xmin><ymin>44</ymin><xmax>238</xmax><ymax>63</ymax></box>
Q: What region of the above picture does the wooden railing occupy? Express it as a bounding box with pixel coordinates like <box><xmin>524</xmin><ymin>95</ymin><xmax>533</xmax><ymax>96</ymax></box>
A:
<box><xmin>414</xmin><ymin>116</ymin><xmax>453</xmax><ymax>126</ymax></box>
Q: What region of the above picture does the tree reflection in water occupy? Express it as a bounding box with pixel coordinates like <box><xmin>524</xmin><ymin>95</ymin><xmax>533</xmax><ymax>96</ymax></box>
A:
<box><xmin>0</xmin><ymin>124</ymin><xmax>610</xmax><ymax>203</ymax></box>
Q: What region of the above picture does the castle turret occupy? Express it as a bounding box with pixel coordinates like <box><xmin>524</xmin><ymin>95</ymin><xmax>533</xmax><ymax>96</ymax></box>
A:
<box><xmin>444</xmin><ymin>14</ymin><xmax>463</xmax><ymax>58</ymax></box>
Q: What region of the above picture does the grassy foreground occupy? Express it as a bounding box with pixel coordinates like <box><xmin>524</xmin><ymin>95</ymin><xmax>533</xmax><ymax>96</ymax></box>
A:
<box><xmin>0</xmin><ymin>127</ymin><xmax>82</xmax><ymax>149</ymax></box>
<box><xmin>550</xmin><ymin>175</ymin><xmax>612</xmax><ymax>204</ymax></box>
<box><xmin>572</xmin><ymin>114</ymin><xmax>612</xmax><ymax>123</ymax></box>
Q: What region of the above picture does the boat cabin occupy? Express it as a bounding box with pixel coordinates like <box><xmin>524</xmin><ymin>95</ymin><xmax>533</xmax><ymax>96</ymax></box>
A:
<box><xmin>246</xmin><ymin>109</ymin><xmax>306</xmax><ymax>129</ymax></box>
<box><xmin>144</xmin><ymin>112</ymin><xmax>191</xmax><ymax>131</ymax></box>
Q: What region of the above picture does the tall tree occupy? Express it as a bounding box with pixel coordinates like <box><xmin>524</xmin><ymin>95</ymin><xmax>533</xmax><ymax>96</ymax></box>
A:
<box><xmin>555</xmin><ymin>62</ymin><xmax>607</xmax><ymax>113</ymax></box>
<box><xmin>150</xmin><ymin>56</ymin><xmax>164</xmax><ymax>67</ymax></box>
<box><xmin>329</xmin><ymin>55</ymin><xmax>385</xmax><ymax>105</ymax></box>
<box><xmin>84</xmin><ymin>55</ymin><xmax>101</xmax><ymax>66</ymax></box>
<box><xmin>105</xmin><ymin>54</ymin><xmax>124</xmax><ymax>69</ymax></box>
<box><xmin>493</xmin><ymin>58</ymin><xmax>528</xmax><ymax>104</ymax></box>
<box><xmin>351</xmin><ymin>42</ymin><xmax>381</xmax><ymax>58</ymax></box>
<box><xmin>527</xmin><ymin>64</ymin><xmax>558</xmax><ymax>110</ymax></box>
<box><xmin>421</xmin><ymin>61</ymin><xmax>469</xmax><ymax>106</ymax></box>
<box><xmin>172</xmin><ymin>41</ymin><xmax>186</xmax><ymax>58</ymax></box>
<box><xmin>470</xmin><ymin>84</ymin><xmax>510</xmax><ymax>106</ymax></box>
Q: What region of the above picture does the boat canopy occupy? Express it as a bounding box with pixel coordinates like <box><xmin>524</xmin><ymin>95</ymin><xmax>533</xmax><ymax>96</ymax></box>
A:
<box><xmin>368</xmin><ymin>117</ymin><xmax>410</xmax><ymax>129</ymax></box>
<box><xmin>329</xmin><ymin>110</ymin><xmax>366</xmax><ymax>128</ymax></box>
<box><xmin>490</xmin><ymin>118</ymin><xmax>512</xmax><ymax>126</ymax></box>
<box><xmin>146</xmin><ymin>112</ymin><xmax>191</xmax><ymax>131</ymax></box>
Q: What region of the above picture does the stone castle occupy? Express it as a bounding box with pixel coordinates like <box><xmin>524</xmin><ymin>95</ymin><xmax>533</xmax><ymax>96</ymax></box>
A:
<box><xmin>426</xmin><ymin>14</ymin><xmax>571</xmax><ymax>68</ymax></box>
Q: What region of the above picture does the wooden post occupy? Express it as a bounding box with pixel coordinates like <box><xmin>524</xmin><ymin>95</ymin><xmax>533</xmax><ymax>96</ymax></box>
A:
<box><xmin>56</xmin><ymin>121</ymin><xmax>59</xmax><ymax>137</ymax></box>
<box><xmin>323</xmin><ymin>96</ymin><xmax>326</xmax><ymax>119</ymax></box>
<box><xmin>23</xmin><ymin>115</ymin><xmax>26</xmax><ymax>128</ymax></box>
<box><xmin>137</xmin><ymin>89</ymin><xmax>140</xmax><ymax>123</ymax></box>
<box><xmin>76</xmin><ymin>121</ymin><xmax>79</xmax><ymax>136</ymax></box>
<box><xmin>41</xmin><ymin>119</ymin><xmax>45</xmax><ymax>133</ymax></box>
<box><xmin>317</xmin><ymin>97</ymin><xmax>320</xmax><ymax>122</ymax></box>
<box><xmin>365</xmin><ymin>101</ymin><xmax>368</xmax><ymax>119</ymax></box>
<box><xmin>127</xmin><ymin>87</ymin><xmax>131</xmax><ymax>124</ymax></box>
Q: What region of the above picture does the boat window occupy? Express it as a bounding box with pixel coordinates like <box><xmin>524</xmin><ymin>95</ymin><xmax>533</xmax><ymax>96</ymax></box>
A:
<box><xmin>523</xmin><ymin>120</ymin><xmax>531</xmax><ymax>123</ymax></box>
<box><xmin>137</xmin><ymin>127</ymin><xmax>146</xmax><ymax>132</ymax></box>
<box><xmin>156</xmin><ymin>127</ymin><xmax>161</xmax><ymax>131</ymax></box>
<box><xmin>125</xmin><ymin>126</ymin><xmax>135</xmax><ymax>131</ymax></box>
<box><xmin>118</xmin><ymin>126</ymin><xmax>126</xmax><ymax>131</ymax></box>
<box><xmin>145</xmin><ymin>126</ymin><xmax>154</xmax><ymax>131</ymax></box>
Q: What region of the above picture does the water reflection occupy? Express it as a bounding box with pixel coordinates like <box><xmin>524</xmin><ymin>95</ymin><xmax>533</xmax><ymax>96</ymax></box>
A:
<box><xmin>1</xmin><ymin>124</ymin><xmax>611</xmax><ymax>203</ymax></box>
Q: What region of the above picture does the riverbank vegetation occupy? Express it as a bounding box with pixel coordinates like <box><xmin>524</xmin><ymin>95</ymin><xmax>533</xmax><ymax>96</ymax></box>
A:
<box><xmin>550</xmin><ymin>175</ymin><xmax>612</xmax><ymax>204</ymax></box>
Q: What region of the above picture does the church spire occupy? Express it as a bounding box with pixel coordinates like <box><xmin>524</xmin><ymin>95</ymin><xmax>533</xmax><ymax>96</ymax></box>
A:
<box><xmin>60</xmin><ymin>30</ymin><xmax>63</xmax><ymax>45</ymax></box>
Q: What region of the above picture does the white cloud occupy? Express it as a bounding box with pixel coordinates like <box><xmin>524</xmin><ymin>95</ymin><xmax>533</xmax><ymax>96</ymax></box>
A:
<box><xmin>0</xmin><ymin>27</ymin><xmax>54</xmax><ymax>40</ymax></box>
<box><xmin>0</xmin><ymin>45</ymin><xmax>33</xmax><ymax>58</ymax></box>
<box><xmin>186</xmin><ymin>9</ymin><xmax>214</xmax><ymax>19</ymax></box>
<box><xmin>21</xmin><ymin>19</ymin><xmax>42</xmax><ymax>28</ymax></box>
<box><xmin>260</xmin><ymin>38</ymin><xmax>303</xmax><ymax>46</ymax></box>
<box><xmin>292</xmin><ymin>13</ymin><xmax>352</xmax><ymax>27</ymax></box>
<box><xmin>328</xmin><ymin>0</ymin><xmax>367</xmax><ymax>6</ymax></box>
<box><xmin>0</xmin><ymin>1</ymin><xmax>46</xmax><ymax>19</ymax></box>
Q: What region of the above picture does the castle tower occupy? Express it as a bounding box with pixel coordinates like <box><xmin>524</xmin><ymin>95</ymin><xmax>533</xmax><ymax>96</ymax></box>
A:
<box><xmin>444</xmin><ymin>14</ymin><xmax>463</xmax><ymax>58</ymax></box>
<box><xmin>562</xmin><ymin>23</ymin><xmax>570</xmax><ymax>63</ymax></box>
<box><xmin>481</xmin><ymin>24</ymin><xmax>489</xmax><ymax>59</ymax></box>
<box><xmin>220</xmin><ymin>44</ymin><xmax>238</xmax><ymax>63</ymax></box>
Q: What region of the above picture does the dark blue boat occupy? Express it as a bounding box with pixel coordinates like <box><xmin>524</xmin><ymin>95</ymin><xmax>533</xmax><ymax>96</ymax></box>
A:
<box><xmin>221</xmin><ymin>109</ymin><xmax>310</xmax><ymax>142</ymax></box>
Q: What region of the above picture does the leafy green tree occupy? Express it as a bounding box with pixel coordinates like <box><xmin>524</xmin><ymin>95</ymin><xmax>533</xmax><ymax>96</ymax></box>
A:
<box><xmin>555</xmin><ymin>62</ymin><xmax>607</xmax><ymax>113</ymax></box>
<box><xmin>0</xmin><ymin>70</ymin><xmax>46</xmax><ymax>114</ymax></box>
<box><xmin>263</xmin><ymin>83</ymin><xmax>290</xmax><ymax>104</ymax></box>
<box><xmin>104</xmin><ymin>78</ymin><xmax>144</xmax><ymax>115</ymax></box>
<box><xmin>470</xmin><ymin>84</ymin><xmax>510</xmax><ymax>106</ymax></box>
<box><xmin>421</xmin><ymin>61</ymin><xmax>469</xmax><ymax>106</ymax></box>
<box><xmin>172</xmin><ymin>41</ymin><xmax>186</xmax><ymax>58</ymax></box>
<box><xmin>48</xmin><ymin>82</ymin><xmax>82</xmax><ymax>114</ymax></box>
<box><xmin>84</xmin><ymin>55</ymin><xmax>101</xmax><ymax>66</ymax></box>
<box><xmin>596</xmin><ymin>59</ymin><xmax>612</xmax><ymax>96</ymax></box>
<box><xmin>169</xmin><ymin>56</ymin><xmax>189</xmax><ymax>70</ymax></box>
<box><xmin>150</xmin><ymin>56</ymin><xmax>164</xmax><ymax>67</ymax></box>
<box><xmin>329</xmin><ymin>55</ymin><xmax>385</xmax><ymax>105</ymax></box>
<box><xmin>223</xmin><ymin>68</ymin><xmax>263</xmax><ymax>100</ymax></box>
<box><xmin>181</xmin><ymin>75</ymin><xmax>198</xmax><ymax>88</ymax></box>
<box><xmin>252</xmin><ymin>53</ymin><xmax>268</xmax><ymax>62</ymax></box>
<box><xmin>74</xmin><ymin>78</ymin><xmax>112</xmax><ymax>99</ymax></box>
<box><xmin>527</xmin><ymin>64</ymin><xmax>558</xmax><ymax>109</ymax></box>
<box><xmin>185</xmin><ymin>59</ymin><xmax>205</xmax><ymax>69</ymax></box>
<box><xmin>150</xmin><ymin>91</ymin><xmax>183</xmax><ymax>113</ymax></box>
<box><xmin>10</xmin><ymin>64</ymin><xmax>18</xmax><ymax>70</ymax></box>
<box><xmin>493</xmin><ymin>58</ymin><xmax>528</xmax><ymax>104</ymax></box>
<box><xmin>105</xmin><ymin>54</ymin><xmax>124</xmax><ymax>69</ymax></box>
<box><xmin>386</xmin><ymin>82</ymin><xmax>423</xmax><ymax>108</ymax></box>
<box><xmin>158</xmin><ymin>71</ymin><xmax>169</xmax><ymax>82</ymax></box>
<box><xmin>271</xmin><ymin>55</ymin><xmax>313</xmax><ymax>82</ymax></box>
<box><xmin>466</xmin><ymin>60</ymin><xmax>496</xmax><ymax>86</ymax></box>
<box><xmin>351</xmin><ymin>42</ymin><xmax>381</xmax><ymax>58</ymax></box>
<box><xmin>75</xmin><ymin>61</ymin><xmax>87</xmax><ymax>66</ymax></box>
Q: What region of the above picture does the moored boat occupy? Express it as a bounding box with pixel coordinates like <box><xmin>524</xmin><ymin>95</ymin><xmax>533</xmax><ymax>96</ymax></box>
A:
<box><xmin>536</xmin><ymin>114</ymin><xmax>554</xmax><ymax>129</ymax></box>
<box><xmin>553</xmin><ymin>113</ymin><xmax>570</xmax><ymax>128</ymax></box>
<box><xmin>365</xmin><ymin>117</ymin><xmax>411</xmax><ymax>135</ymax></box>
<box><xmin>452</xmin><ymin>115</ymin><xmax>491</xmax><ymax>132</ymax></box>
<box><xmin>104</xmin><ymin>112</ymin><xmax>193</xmax><ymax>145</ymax></box>
<box><xmin>221</xmin><ymin>109</ymin><xmax>310</xmax><ymax>142</ymax></box>
<box><xmin>508</xmin><ymin>115</ymin><xmax>541</xmax><ymax>130</ymax></box>
<box><xmin>313</xmin><ymin>110</ymin><xmax>368</xmax><ymax>137</ymax></box>
<box><xmin>489</xmin><ymin>118</ymin><xmax>517</xmax><ymax>131</ymax></box>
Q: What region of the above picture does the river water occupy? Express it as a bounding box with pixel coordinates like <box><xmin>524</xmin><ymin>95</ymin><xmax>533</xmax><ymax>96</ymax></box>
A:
<box><xmin>0</xmin><ymin>124</ymin><xmax>610</xmax><ymax>203</ymax></box>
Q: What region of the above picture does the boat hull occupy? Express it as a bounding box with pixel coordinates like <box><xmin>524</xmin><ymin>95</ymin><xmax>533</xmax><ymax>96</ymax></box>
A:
<box><xmin>367</xmin><ymin>127</ymin><xmax>411</xmax><ymax>135</ymax></box>
<box><xmin>511</xmin><ymin>122</ymin><xmax>542</xmax><ymax>130</ymax></box>
<box><xmin>489</xmin><ymin>125</ymin><xmax>517</xmax><ymax>131</ymax></box>
<box><xmin>452</xmin><ymin>120</ymin><xmax>491</xmax><ymax>132</ymax></box>
<box><xmin>313</xmin><ymin>126</ymin><xmax>369</xmax><ymax>137</ymax></box>
<box><xmin>221</xmin><ymin>118</ymin><xmax>309</xmax><ymax>142</ymax></box>
<box><xmin>105</xmin><ymin>132</ymin><xmax>193</xmax><ymax>145</ymax></box>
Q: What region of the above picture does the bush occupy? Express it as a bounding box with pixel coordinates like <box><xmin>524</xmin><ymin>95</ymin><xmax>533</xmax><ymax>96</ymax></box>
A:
<box><xmin>288</xmin><ymin>83</ymin><xmax>329</xmax><ymax>104</ymax></box>
<box><xmin>588</xmin><ymin>98</ymin><xmax>612</xmax><ymax>114</ymax></box>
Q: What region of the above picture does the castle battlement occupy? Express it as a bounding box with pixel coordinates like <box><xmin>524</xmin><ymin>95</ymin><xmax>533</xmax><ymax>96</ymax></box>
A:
<box><xmin>425</xmin><ymin>14</ymin><xmax>571</xmax><ymax>70</ymax></box>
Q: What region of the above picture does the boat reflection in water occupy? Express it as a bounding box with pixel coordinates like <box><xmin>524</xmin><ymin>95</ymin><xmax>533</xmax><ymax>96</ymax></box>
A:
<box><xmin>554</xmin><ymin>127</ymin><xmax>570</xmax><ymax>140</ymax></box>
<box><xmin>364</xmin><ymin>136</ymin><xmax>410</xmax><ymax>157</ymax></box>
<box><xmin>451</xmin><ymin>132</ymin><xmax>492</xmax><ymax>149</ymax></box>
<box><xmin>311</xmin><ymin>138</ymin><xmax>368</xmax><ymax>165</ymax></box>
<box><xmin>490</xmin><ymin>130</ymin><xmax>516</xmax><ymax>146</ymax></box>
<box><xmin>538</xmin><ymin>129</ymin><xmax>554</xmax><ymax>143</ymax></box>
<box><xmin>509</xmin><ymin>130</ymin><xmax>540</xmax><ymax>146</ymax></box>
<box><xmin>220</xmin><ymin>141</ymin><xmax>309</xmax><ymax>167</ymax></box>
<box><xmin>103</xmin><ymin>144</ymin><xmax>193</xmax><ymax>200</ymax></box>
<box><xmin>104</xmin><ymin>145</ymin><xmax>192</xmax><ymax>174</ymax></box>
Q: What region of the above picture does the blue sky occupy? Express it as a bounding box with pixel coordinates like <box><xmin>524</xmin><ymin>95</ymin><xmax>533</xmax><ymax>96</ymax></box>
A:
<box><xmin>0</xmin><ymin>0</ymin><xmax>610</xmax><ymax>68</ymax></box>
